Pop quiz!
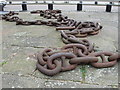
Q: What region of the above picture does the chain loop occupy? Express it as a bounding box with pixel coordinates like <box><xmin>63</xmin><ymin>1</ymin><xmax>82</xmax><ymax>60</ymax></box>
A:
<box><xmin>36</xmin><ymin>60</ymin><xmax>62</xmax><ymax>76</ymax></box>
<box><xmin>61</xmin><ymin>44</ymin><xmax>88</xmax><ymax>56</ymax></box>
<box><xmin>47</xmin><ymin>52</ymin><xmax>76</xmax><ymax>69</ymax></box>
<box><xmin>108</xmin><ymin>53</ymin><xmax>120</xmax><ymax>61</ymax></box>
<box><xmin>90</xmin><ymin>52</ymin><xmax>117</xmax><ymax>68</ymax></box>
<box><xmin>37</xmin><ymin>48</ymin><xmax>52</xmax><ymax>65</ymax></box>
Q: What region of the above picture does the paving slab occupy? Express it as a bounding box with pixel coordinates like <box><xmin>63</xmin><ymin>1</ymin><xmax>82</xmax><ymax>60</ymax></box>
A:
<box><xmin>44</xmin><ymin>79</ymin><xmax>113</xmax><ymax>88</ymax></box>
<box><xmin>2</xmin><ymin>46</ymin><xmax>21</xmax><ymax>61</ymax></box>
<box><xmin>2</xmin><ymin>73</ymin><xmax>46</xmax><ymax>88</ymax></box>
<box><xmin>2</xmin><ymin>73</ymin><xmax>114</xmax><ymax>88</ymax></box>
<box><xmin>2</xmin><ymin>11</ymin><xmax>118</xmax><ymax>88</ymax></box>
<box><xmin>85</xmin><ymin>65</ymin><xmax>118</xmax><ymax>86</ymax></box>
<box><xmin>2</xmin><ymin>47</ymin><xmax>40</xmax><ymax>75</ymax></box>
<box><xmin>2</xmin><ymin>12</ymin><xmax>64</xmax><ymax>48</ymax></box>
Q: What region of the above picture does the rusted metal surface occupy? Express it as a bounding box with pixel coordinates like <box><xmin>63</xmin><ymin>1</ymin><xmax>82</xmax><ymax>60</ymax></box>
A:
<box><xmin>35</xmin><ymin>44</ymin><xmax>120</xmax><ymax>76</ymax></box>
<box><xmin>89</xmin><ymin>52</ymin><xmax>118</xmax><ymax>68</ymax></box>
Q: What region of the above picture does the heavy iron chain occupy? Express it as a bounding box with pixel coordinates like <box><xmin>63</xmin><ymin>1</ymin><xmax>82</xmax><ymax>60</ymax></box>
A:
<box><xmin>35</xmin><ymin>45</ymin><xmax>120</xmax><ymax>76</ymax></box>
<box><xmin>2</xmin><ymin>10</ymin><xmax>120</xmax><ymax>76</ymax></box>
<box><xmin>2</xmin><ymin>10</ymin><xmax>102</xmax><ymax>37</ymax></box>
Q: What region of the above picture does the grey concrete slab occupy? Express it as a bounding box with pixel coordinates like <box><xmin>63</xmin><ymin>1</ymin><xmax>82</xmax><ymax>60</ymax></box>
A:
<box><xmin>2</xmin><ymin>55</ymin><xmax>36</xmax><ymax>76</ymax></box>
<box><xmin>2</xmin><ymin>73</ymin><xmax>46</xmax><ymax>88</ymax></box>
<box><xmin>3</xmin><ymin>29</ymin><xmax>64</xmax><ymax>48</ymax></box>
<box><xmin>2</xmin><ymin>46</ymin><xmax>21</xmax><ymax>61</ymax></box>
<box><xmin>2</xmin><ymin>47</ymin><xmax>40</xmax><ymax>75</ymax></box>
<box><xmin>44</xmin><ymin>79</ymin><xmax>112</xmax><ymax>88</ymax></box>
<box><xmin>2</xmin><ymin>12</ymin><xmax>64</xmax><ymax>48</ymax></box>
<box><xmin>2</xmin><ymin>73</ymin><xmax>114</xmax><ymax>88</ymax></box>
<box><xmin>85</xmin><ymin>65</ymin><xmax>118</xmax><ymax>86</ymax></box>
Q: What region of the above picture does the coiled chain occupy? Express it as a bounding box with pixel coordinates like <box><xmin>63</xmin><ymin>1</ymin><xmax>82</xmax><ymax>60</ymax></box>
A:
<box><xmin>2</xmin><ymin>10</ymin><xmax>120</xmax><ymax>76</ymax></box>
<box><xmin>35</xmin><ymin>44</ymin><xmax>120</xmax><ymax>76</ymax></box>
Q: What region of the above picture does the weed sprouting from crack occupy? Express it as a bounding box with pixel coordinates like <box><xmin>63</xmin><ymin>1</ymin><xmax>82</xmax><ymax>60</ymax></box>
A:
<box><xmin>80</xmin><ymin>65</ymin><xmax>87</xmax><ymax>83</ymax></box>
<box><xmin>0</xmin><ymin>61</ymin><xmax>8</xmax><ymax>66</ymax></box>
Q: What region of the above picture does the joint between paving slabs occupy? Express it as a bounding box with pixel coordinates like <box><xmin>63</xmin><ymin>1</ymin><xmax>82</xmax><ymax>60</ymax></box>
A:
<box><xmin>2</xmin><ymin>72</ymin><xmax>118</xmax><ymax>87</ymax></box>
<box><xmin>10</xmin><ymin>44</ymin><xmax>60</xmax><ymax>49</ymax></box>
<box><xmin>2</xmin><ymin>72</ymin><xmax>90</xmax><ymax>84</ymax></box>
<box><xmin>0</xmin><ymin>61</ymin><xmax>8</xmax><ymax>67</ymax></box>
<box><xmin>80</xmin><ymin>65</ymin><xmax>87</xmax><ymax>83</ymax></box>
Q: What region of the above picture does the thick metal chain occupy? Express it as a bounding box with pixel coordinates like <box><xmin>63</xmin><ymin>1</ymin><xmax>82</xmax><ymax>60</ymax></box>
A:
<box><xmin>2</xmin><ymin>10</ymin><xmax>102</xmax><ymax>37</ymax></box>
<box><xmin>2</xmin><ymin>10</ymin><xmax>120</xmax><ymax>76</ymax></box>
<box><xmin>35</xmin><ymin>45</ymin><xmax>120</xmax><ymax>76</ymax></box>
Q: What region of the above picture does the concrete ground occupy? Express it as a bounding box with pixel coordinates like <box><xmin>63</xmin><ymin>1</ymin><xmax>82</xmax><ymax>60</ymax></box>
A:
<box><xmin>1</xmin><ymin>10</ymin><xmax>118</xmax><ymax>88</ymax></box>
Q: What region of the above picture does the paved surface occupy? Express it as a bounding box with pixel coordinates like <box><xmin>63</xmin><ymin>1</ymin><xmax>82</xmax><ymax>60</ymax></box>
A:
<box><xmin>1</xmin><ymin>10</ymin><xmax>118</xmax><ymax>88</ymax></box>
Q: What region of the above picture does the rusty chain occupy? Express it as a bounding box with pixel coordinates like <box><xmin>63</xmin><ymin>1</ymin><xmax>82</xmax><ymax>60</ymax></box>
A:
<box><xmin>35</xmin><ymin>45</ymin><xmax>120</xmax><ymax>76</ymax></box>
<box><xmin>2</xmin><ymin>10</ymin><xmax>120</xmax><ymax>76</ymax></box>
<box><xmin>2</xmin><ymin>10</ymin><xmax>102</xmax><ymax>38</ymax></box>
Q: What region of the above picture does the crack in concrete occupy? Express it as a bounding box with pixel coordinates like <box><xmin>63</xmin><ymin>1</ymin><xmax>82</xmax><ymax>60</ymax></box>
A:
<box><xmin>11</xmin><ymin>44</ymin><xmax>45</xmax><ymax>48</ymax></box>
<box><xmin>80</xmin><ymin>65</ymin><xmax>87</xmax><ymax>83</ymax></box>
<box><xmin>10</xmin><ymin>44</ymin><xmax>60</xmax><ymax>49</ymax></box>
